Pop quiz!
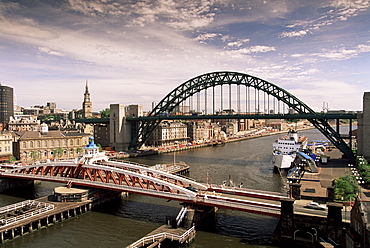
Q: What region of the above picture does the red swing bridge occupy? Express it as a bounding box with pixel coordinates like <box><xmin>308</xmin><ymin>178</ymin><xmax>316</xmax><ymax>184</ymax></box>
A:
<box><xmin>0</xmin><ymin>138</ymin><xmax>286</xmax><ymax>218</ymax></box>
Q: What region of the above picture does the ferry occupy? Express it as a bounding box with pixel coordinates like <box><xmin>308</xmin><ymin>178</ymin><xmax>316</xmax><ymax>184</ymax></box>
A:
<box><xmin>272</xmin><ymin>130</ymin><xmax>308</xmax><ymax>171</ymax></box>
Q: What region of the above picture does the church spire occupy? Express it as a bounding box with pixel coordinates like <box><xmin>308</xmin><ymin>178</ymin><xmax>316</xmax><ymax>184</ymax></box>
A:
<box><xmin>84</xmin><ymin>80</ymin><xmax>90</xmax><ymax>102</ymax></box>
<box><xmin>82</xmin><ymin>80</ymin><xmax>92</xmax><ymax>118</ymax></box>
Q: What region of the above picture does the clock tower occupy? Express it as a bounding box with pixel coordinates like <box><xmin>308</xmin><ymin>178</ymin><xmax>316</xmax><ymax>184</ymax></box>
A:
<box><xmin>82</xmin><ymin>80</ymin><xmax>92</xmax><ymax>118</ymax></box>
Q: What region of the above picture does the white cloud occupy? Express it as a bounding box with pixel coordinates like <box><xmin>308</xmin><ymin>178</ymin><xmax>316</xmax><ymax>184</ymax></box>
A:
<box><xmin>67</xmin><ymin>0</ymin><xmax>217</xmax><ymax>30</ymax></box>
<box><xmin>38</xmin><ymin>47</ymin><xmax>64</xmax><ymax>57</ymax></box>
<box><xmin>227</xmin><ymin>39</ymin><xmax>250</xmax><ymax>48</ymax></box>
<box><xmin>280</xmin><ymin>0</ymin><xmax>370</xmax><ymax>39</ymax></box>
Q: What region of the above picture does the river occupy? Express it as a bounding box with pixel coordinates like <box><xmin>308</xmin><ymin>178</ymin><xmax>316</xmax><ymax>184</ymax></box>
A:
<box><xmin>0</xmin><ymin>128</ymin><xmax>333</xmax><ymax>248</ymax></box>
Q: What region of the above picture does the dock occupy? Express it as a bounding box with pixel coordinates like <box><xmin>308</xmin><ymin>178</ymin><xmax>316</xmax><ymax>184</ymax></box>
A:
<box><xmin>126</xmin><ymin>225</ymin><xmax>196</xmax><ymax>248</ymax></box>
<box><xmin>0</xmin><ymin>195</ymin><xmax>92</xmax><ymax>243</ymax></box>
<box><xmin>149</xmin><ymin>162</ymin><xmax>189</xmax><ymax>175</ymax></box>
<box><xmin>0</xmin><ymin>187</ymin><xmax>121</xmax><ymax>243</ymax></box>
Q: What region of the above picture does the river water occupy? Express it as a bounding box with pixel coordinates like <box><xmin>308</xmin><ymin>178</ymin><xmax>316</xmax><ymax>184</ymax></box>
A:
<box><xmin>0</xmin><ymin>128</ymin><xmax>332</xmax><ymax>248</ymax></box>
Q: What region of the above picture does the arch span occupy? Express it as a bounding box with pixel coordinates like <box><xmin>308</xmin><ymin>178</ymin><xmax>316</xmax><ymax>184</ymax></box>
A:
<box><xmin>130</xmin><ymin>71</ymin><xmax>354</xmax><ymax>161</ymax></box>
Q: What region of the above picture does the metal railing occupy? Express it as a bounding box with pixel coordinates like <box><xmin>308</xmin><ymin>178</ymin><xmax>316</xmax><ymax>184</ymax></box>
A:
<box><xmin>0</xmin><ymin>200</ymin><xmax>55</xmax><ymax>227</ymax></box>
<box><xmin>127</xmin><ymin>225</ymin><xmax>195</xmax><ymax>248</ymax></box>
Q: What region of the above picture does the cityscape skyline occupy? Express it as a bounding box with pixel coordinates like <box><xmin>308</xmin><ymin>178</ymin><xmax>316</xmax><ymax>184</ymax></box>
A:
<box><xmin>1</xmin><ymin>0</ymin><xmax>370</xmax><ymax>112</ymax></box>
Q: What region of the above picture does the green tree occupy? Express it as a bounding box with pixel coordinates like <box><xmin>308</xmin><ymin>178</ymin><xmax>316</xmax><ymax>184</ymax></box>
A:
<box><xmin>100</xmin><ymin>108</ymin><xmax>110</xmax><ymax>118</ymax></box>
<box><xmin>334</xmin><ymin>173</ymin><xmax>359</xmax><ymax>201</ymax></box>
<box><xmin>53</xmin><ymin>148</ymin><xmax>64</xmax><ymax>159</ymax></box>
<box><xmin>76</xmin><ymin>147</ymin><xmax>83</xmax><ymax>155</ymax></box>
<box><xmin>6</xmin><ymin>156</ymin><xmax>17</xmax><ymax>164</ymax></box>
<box><xmin>30</xmin><ymin>151</ymin><xmax>40</xmax><ymax>163</ymax></box>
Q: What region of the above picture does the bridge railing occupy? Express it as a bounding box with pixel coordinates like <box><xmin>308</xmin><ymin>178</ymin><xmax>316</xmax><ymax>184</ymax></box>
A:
<box><xmin>127</xmin><ymin>225</ymin><xmax>195</xmax><ymax>248</ymax></box>
<box><xmin>0</xmin><ymin>200</ymin><xmax>55</xmax><ymax>227</ymax></box>
<box><xmin>0</xmin><ymin>174</ymin><xmax>280</xmax><ymax>216</ymax></box>
<box><xmin>196</xmin><ymin>197</ymin><xmax>280</xmax><ymax>216</ymax></box>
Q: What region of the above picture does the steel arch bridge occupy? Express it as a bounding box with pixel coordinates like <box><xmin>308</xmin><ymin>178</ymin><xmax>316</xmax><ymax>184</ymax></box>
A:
<box><xmin>130</xmin><ymin>71</ymin><xmax>355</xmax><ymax>161</ymax></box>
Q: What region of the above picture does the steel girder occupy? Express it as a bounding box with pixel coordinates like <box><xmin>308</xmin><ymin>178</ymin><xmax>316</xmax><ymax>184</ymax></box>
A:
<box><xmin>130</xmin><ymin>71</ymin><xmax>354</xmax><ymax>161</ymax></box>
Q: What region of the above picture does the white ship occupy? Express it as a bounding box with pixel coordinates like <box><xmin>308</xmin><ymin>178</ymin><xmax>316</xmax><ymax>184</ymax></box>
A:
<box><xmin>272</xmin><ymin>130</ymin><xmax>308</xmax><ymax>170</ymax></box>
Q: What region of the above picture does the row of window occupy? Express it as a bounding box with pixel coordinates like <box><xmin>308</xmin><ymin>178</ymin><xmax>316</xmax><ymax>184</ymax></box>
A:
<box><xmin>23</xmin><ymin>149</ymin><xmax>79</xmax><ymax>158</ymax></box>
<box><xmin>0</xmin><ymin>146</ymin><xmax>11</xmax><ymax>153</ymax></box>
<box><xmin>22</xmin><ymin>139</ymin><xmax>82</xmax><ymax>149</ymax></box>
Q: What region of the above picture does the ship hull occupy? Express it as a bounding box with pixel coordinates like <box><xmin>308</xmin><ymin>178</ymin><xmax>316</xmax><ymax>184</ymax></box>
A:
<box><xmin>273</xmin><ymin>153</ymin><xmax>296</xmax><ymax>169</ymax></box>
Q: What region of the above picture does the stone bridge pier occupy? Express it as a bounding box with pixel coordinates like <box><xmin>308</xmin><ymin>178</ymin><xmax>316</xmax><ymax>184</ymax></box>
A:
<box><xmin>274</xmin><ymin>198</ymin><xmax>348</xmax><ymax>247</ymax></box>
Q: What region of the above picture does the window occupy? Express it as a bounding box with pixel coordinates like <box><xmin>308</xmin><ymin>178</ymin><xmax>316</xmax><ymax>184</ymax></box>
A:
<box><xmin>51</xmin><ymin>140</ymin><xmax>54</xmax><ymax>147</ymax></box>
<box><xmin>23</xmin><ymin>142</ymin><xmax>26</xmax><ymax>149</ymax></box>
<box><xmin>70</xmin><ymin>140</ymin><xmax>73</xmax><ymax>146</ymax></box>
<box><xmin>43</xmin><ymin>141</ymin><xmax>47</xmax><ymax>147</ymax></box>
<box><xmin>77</xmin><ymin>139</ymin><xmax>80</xmax><ymax>145</ymax></box>
<box><xmin>36</xmin><ymin>141</ymin><xmax>41</xmax><ymax>148</ymax></box>
<box><xmin>30</xmin><ymin>141</ymin><xmax>34</xmax><ymax>148</ymax></box>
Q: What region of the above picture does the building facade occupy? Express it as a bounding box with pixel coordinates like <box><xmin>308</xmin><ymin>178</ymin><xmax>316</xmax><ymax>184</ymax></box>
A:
<box><xmin>0</xmin><ymin>84</ymin><xmax>14</xmax><ymax>125</ymax></box>
<box><xmin>346</xmin><ymin>198</ymin><xmax>370</xmax><ymax>248</ymax></box>
<box><xmin>357</xmin><ymin>92</ymin><xmax>370</xmax><ymax>160</ymax></box>
<box><xmin>0</xmin><ymin>131</ymin><xmax>12</xmax><ymax>162</ymax></box>
<box><xmin>146</xmin><ymin>121</ymin><xmax>188</xmax><ymax>147</ymax></box>
<box><xmin>8</xmin><ymin>115</ymin><xmax>40</xmax><ymax>131</ymax></box>
<box><xmin>12</xmin><ymin>124</ymin><xmax>90</xmax><ymax>163</ymax></box>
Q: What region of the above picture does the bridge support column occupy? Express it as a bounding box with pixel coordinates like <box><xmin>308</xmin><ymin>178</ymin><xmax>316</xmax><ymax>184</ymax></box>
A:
<box><xmin>289</xmin><ymin>183</ymin><xmax>301</xmax><ymax>200</ymax></box>
<box><xmin>278</xmin><ymin>198</ymin><xmax>295</xmax><ymax>239</ymax></box>
<box><xmin>183</xmin><ymin>204</ymin><xmax>216</xmax><ymax>229</ymax></box>
<box><xmin>327</xmin><ymin>202</ymin><xmax>344</xmax><ymax>244</ymax></box>
<box><xmin>0</xmin><ymin>178</ymin><xmax>34</xmax><ymax>193</ymax></box>
<box><xmin>327</xmin><ymin>186</ymin><xmax>335</xmax><ymax>202</ymax></box>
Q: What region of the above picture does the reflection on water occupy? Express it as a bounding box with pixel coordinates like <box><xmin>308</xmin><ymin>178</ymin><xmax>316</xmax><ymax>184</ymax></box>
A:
<box><xmin>0</xmin><ymin>128</ymin><xmax>336</xmax><ymax>247</ymax></box>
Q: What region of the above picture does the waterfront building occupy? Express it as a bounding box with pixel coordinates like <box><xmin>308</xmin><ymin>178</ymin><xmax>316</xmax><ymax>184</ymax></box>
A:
<box><xmin>146</xmin><ymin>121</ymin><xmax>188</xmax><ymax>147</ymax></box>
<box><xmin>94</xmin><ymin>124</ymin><xmax>110</xmax><ymax>148</ymax></box>
<box><xmin>346</xmin><ymin>198</ymin><xmax>370</xmax><ymax>248</ymax></box>
<box><xmin>0</xmin><ymin>131</ymin><xmax>12</xmax><ymax>162</ymax></box>
<box><xmin>0</xmin><ymin>84</ymin><xmax>14</xmax><ymax>125</ymax></box>
<box><xmin>12</xmin><ymin>124</ymin><xmax>90</xmax><ymax>163</ymax></box>
<box><xmin>8</xmin><ymin>115</ymin><xmax>40</xmax><ymax>131</ymax></box>
<box><xmin>187</xmin><ymin>121</ymin><xmax>214</xmax><ymax>143</ymax></box>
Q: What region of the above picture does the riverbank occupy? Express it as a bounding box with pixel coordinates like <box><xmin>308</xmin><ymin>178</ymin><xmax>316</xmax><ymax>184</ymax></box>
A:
<box><xmin>112</xmin><ymin>125</ymin><xmax>316</xmax><ymax>159</ymax></box>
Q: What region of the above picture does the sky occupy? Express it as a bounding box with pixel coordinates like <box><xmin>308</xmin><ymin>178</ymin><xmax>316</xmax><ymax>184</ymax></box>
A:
<box><xmin>0</xmin><ymin>0</ymin><xmax>369</xmax><ymax>113</ymax></box>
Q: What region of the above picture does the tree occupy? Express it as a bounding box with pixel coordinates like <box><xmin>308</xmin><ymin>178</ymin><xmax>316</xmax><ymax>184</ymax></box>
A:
<box><xmin>6</xmin><ymin>156</ymin><xmax>17</xmax><ymax>164</ymax></box>
<box><xmin>53</xmin><ymin>148</ymin><xmax>64</xmax><ymax>159</ymax></box>
<box><xmin>76</xmin><ymin>147</ymin><xmax>83</xmax><ymax>155</ymax></box>
<box><xmin>334</xmin><ymin>173</ymin><xmax>359</xmax><ymax>201</ymax></box>
<box><xmin>30</xmin><ymin>151</ymin><xmax>40</xmax><ymax>163</ymax></box>
<box><xmin>97</xmin><ymin>143</ymin><xmax>102</xmax><ymax>151</ymax></box>
<box><xmin>100</xmin><ymin>108</ymin><xmax>110</xmax><ymax>118</ymax></box>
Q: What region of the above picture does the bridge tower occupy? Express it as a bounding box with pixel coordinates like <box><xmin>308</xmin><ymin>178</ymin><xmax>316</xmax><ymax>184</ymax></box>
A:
<box><xmin>358</xmin><ymin>92</ymin><xmax>370</xmax><ymax>160</ymax></box>
<box><xmin>109</xmin><ymin>104</ymin><xmax>132</xmax><ymax>151</ymax></box>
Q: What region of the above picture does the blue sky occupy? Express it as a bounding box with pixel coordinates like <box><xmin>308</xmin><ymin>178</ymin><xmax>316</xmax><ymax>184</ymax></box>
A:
<box><xmin>0</xmin><ymin>0</ymin><xmax>369</xmax><ymax>112</ymax></box>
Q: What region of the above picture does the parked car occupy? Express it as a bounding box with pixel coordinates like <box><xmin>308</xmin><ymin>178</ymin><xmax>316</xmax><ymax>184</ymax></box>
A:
<box><xmin>185</xmin><ymin>186</ymin><xmax>199</xmax><ymax>192</ymax></box>
<box><xmin>305</xmin><ymin>202</ymin><xmax>326</xmax><ymax>210</ymax></box>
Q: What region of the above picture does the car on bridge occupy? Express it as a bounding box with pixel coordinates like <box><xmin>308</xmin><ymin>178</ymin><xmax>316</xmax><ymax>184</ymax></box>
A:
<box><xmin>305</xmin><ymin>201</ymin><xmax>326</xmax><ymax>210</ymax></box>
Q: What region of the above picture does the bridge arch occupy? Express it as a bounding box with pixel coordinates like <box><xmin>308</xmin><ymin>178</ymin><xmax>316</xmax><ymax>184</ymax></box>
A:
<box><xmin>131</xmin><ymin>71</ymin><xmax>354</xmax><ymax>161</ymax></box>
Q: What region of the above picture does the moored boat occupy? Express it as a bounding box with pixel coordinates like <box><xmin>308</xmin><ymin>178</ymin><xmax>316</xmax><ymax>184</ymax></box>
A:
<box><xmin>272</xmin><ymin>130</ymin><xmax>308</xmax><ymax>171</ymax></box>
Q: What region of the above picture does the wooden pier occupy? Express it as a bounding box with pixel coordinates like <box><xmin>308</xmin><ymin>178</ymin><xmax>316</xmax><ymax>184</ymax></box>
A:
<box><xmin>0</xmin><ymin>195</ymin><xmax>92</xmax><ymax>243</ymax></box>
<box><xmin>0</xmin><ymin>188</ymin><xmax>121</xmax><ymax>243</ymax></box>
<box><xmin>126</xmin><ymin>225</ymin><xmax>196</xmax><ymax>248</ymax></box>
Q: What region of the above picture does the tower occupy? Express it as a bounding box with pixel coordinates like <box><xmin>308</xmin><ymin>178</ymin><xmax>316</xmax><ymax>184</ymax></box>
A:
<box><xmin>82</xmin><ymin>80</ymin><xmax>92</xmax><ymax>118</ymax></box>
<box><xmin>0</xmin><ymin>83</ymin><xmax>14</xmax><ymax>124</ymax></box>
